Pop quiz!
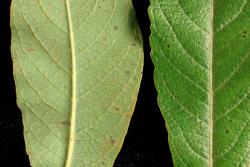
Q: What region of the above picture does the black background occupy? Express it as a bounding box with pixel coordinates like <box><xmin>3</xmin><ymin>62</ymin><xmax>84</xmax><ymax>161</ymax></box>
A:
<box><xmin>0</xmin><ymin>0</ymin><xmax>173</xmax><ymax>166</ymax></box>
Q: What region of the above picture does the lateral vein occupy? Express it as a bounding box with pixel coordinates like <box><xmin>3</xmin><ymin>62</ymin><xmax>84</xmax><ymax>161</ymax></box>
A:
<box><xmin>65</xmin><ymin>0</ymin><xmax>77</xmax><ymax>166</ymax></box>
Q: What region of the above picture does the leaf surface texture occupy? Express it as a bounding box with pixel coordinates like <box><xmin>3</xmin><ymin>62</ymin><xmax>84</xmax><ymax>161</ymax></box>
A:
<box><xmin>149</xmin><ymin>0</ymin><xmax>250</xmax><ymax>166</ymax></box>
<box><xmin>11</xmin><ymin>0</ymin><xmax>143</xmax><ymax>166</ymax></box>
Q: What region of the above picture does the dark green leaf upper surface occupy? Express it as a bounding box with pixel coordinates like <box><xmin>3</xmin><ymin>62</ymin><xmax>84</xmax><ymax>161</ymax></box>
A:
<box><xmin>149</xmin><ymin>0</ymin><xmax>250</xmax><ymax>166</ymax></box>
<box><xmin>11</xmin><ymin>0</ymin><xmax>143</xmax><ymax>166</ymax></box>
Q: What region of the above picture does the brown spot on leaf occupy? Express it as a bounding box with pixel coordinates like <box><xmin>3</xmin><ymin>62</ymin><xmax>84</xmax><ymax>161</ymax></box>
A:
<box><xmin>114</xmin><ymin>106</ymin><xmax>120</xmax><ymax>111</ymax></box>
<box><xmin>110</xmin><ymin>138</ymin><xmax>115</xmax><ymax>146</ymax></box>
<box><xmin>60</xmin><ymin>120</ymin><xmax>70</xmax><ymax>126</ymax></box>
<box><xmin>26</xmin><ymin>48</ymin><xmax>34</xmax><ymax>52</ymax></box>
<box><xmin>124</xmin><ymin>70</ymin><xmax>130</xmax><ymax>75</ymax></box>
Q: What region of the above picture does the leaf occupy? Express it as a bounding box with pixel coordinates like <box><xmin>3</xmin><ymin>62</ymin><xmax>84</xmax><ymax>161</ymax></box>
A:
<box><xmin>149</xmin><ymin>0</ymin><xmax>250</xmax><ymax>166</ymax></box>
<box><xmin>10</xmin><ymin>0</ymin><xmax>143</xmax><ymax>166</ymax></box>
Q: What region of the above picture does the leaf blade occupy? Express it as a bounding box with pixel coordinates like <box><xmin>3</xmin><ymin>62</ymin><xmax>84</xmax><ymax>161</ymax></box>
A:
<box><xmin>11</xmin><ymin>0</ymin><xmax>143</xmax><ymax>166</ymax></box>
<box><xmin>149</xmin><ymin>0</ymin><xmax>250</xmax><ymax>166</ymax></box>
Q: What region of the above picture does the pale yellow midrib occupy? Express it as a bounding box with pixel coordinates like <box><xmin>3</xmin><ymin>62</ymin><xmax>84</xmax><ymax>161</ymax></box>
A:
<box><xmin>65</xmin><ymin>0</ymin><xmax>77</xmax><ymax>166</ymax></box>
<box><xmin>208</xmin><ymin>0</ymin><xmax>214</xmax><ymax>166</ymax></box>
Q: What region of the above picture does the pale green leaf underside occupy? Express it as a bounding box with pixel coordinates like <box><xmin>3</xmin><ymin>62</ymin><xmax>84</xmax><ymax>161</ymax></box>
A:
<box><xmin>11</xmin><ymin>0</ymin><xmax>143</xmax><ymax>166</ymax></box>
<box><xmin>149</xmin><ymin>0</ymin><xmax>250</xmax><ymax>166</ymax></box>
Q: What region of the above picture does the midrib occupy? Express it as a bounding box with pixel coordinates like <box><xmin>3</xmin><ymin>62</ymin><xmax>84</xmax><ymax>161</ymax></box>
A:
<box><xmin>208</xmin><ymin>0</ymin><xmax>214</xmax><ymax>166</ymax></box>
<box><xmin>65</xmin><ymin>0</ymin><xmax>77</xmax><ymax>166</ymax></box>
